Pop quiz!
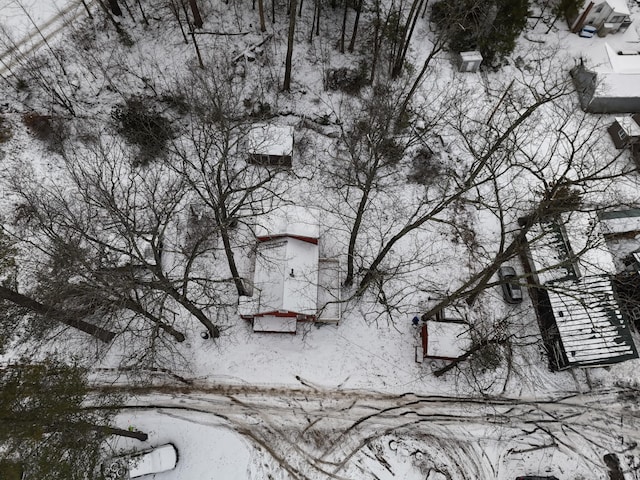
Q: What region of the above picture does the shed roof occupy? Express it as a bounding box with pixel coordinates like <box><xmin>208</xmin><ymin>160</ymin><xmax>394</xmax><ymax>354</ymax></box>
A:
<box><xmin>251</xmin><ymin>237</ymin><xmax>319</xmax><ymax>316</ymax></box>
<box><xmin>547</xmin><ymin>276</ymin><xmax>637</xmax><ymax>367</ymax></box>
<box><xmin>247</xmin><ymin>124</ymin><xmax>294</xmax><ymax>157</ymax></box>
<box><xmin>424</xmin><ymin>320</ymin><xmax>472</xmax><ymax>359</ymax></box>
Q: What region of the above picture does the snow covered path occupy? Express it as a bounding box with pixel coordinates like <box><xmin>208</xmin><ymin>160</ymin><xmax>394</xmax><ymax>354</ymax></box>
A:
<box><xmin>0</xmin><ymin>0</ymin><xmax>89</xmax><ymax>76</ymax></box>
<box><xmin>97</xmin><ymin>381</ymin><xmax>640</xmax><ymax>479</ymax></box>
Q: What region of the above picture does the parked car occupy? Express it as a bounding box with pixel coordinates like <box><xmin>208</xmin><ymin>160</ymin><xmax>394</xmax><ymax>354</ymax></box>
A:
<box><xmin>498</xmin><ymin>266</ymin><xmax>523</xmax><ymax>304</ymax></box>
<box><xmin>103</xmin><ymin>444</ymin><xmax>178</xmax><ymax>480</ymax></box>
<box><xmin>579</xmin><ymin>25</ymin><xmax>597</xmax><ymax>38</ymax></box>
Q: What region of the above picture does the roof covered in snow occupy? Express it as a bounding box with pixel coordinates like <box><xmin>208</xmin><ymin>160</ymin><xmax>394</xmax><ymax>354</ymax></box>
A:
<box><xmin>546</xmin><ymin>276</ymin><xmax>637</xmax><ymax>367</ymax></box>
<box><xmin>255</xmin><ymin>205</ymin><xmax>320</xmax><ymax>240</ymax></box>
<box><xmin>589</xmin><ymin>45</ymin><xmax>640</xmax><ymax>99</ymax></box>
<box><xmin>423</xmin><ymin>321</ymin><xmax>472</xmax><ymax>360</ymax></box>
<box><xmin>250</xmin><ymin>237</ymin><xmax>319</xmax><ymax>316</ymax></box>
<box><xmin>599</xmin><ymin>208</ymin><xmax>640</xmax><ymax>235</ymax></box>
<box><xmin>604</xmin><ymin>0</ymin><xmax>630</xmax><ymax>15</ymax></box>
<box><xmin>247</xmin><ymin>124</ymin><xmax>294</xmax><ymax>157</ymax></box>
<box><xmin>526</xmin><ymin>212</ymin><xmax>615</xmax><ymax>284</ymax></box>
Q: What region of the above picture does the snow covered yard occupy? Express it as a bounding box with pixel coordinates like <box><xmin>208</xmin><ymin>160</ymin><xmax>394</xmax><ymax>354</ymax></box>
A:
<box><xmin>3</xmin><ymin>0</ymin><xmax>640</xmax><ymax>479</ymax></box>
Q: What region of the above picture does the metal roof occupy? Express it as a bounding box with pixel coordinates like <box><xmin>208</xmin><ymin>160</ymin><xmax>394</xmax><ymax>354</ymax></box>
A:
<box><xmin>547</xmin><ymin>276</ymin><xmax>638</xmax><ymax>367</ymax></box>
<box><xmin>525</xmin><ymin>213</ymin><xmax>638</xmax><ymax>368</ymax></box>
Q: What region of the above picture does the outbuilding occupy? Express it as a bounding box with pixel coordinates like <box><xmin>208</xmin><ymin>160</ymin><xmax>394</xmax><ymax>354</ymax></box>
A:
<box><xmin>246</xmin><ymin>124</ymin><xmax>294</xmax><ymax>167</ymax></box>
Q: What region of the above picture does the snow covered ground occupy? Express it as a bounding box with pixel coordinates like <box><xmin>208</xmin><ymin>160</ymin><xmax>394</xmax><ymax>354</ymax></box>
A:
<box><xmin>3</xmin><ymin>0</ymin><xmax>640</xmax><ymax>479</ymax></box>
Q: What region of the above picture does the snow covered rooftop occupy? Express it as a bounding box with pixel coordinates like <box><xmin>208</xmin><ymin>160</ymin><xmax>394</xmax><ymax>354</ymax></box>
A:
<box><xmin>247</xmin><ymin>124</ymin><xmax>294</xmax><ymax>157</ymax></box>
<box><xmin>255</xmin><ymin>205</ymin><xmax>320</xmax><ymax>240</ymax></box>
<box><xmin>602</xmin><ymin>0</ymin><xmax>631</xmax><ymax>16</ymax></box>
<box><xmin>599</xmin><ymin>209</ymin><xmax>640</xmax><ymax>236</ymax></box>
<box><xmin>588</xmin><ymin>44</ymin><xmax>640</xmax><ymax>98</ymax></box>
<box><xmin>248</xmin><ymin>237</ymin><xmax>319</xmax><ymax>317</ymax></box>
<box><xmin>422</xmin><ymin>321</ymin><xmax>472</xmax><ymax>360</ymax></box>
<box><xmin>525</xmin><ymin>213</ymin><xmax>638</xmax><ymax>368</ymax></box>
<box><xmin>605</xmin><ymin>44</ymin><xmax>640</xmax><ymax>74</ymax></box>
<box><xmin>547</xmin><ymin>276</ymin><xmax>637</xmax><ymax>367</ymax></box>
<box><xmin>526</xmin><ymin>212</ymin><xmax>615</xmax><ymax>284</ymax></box>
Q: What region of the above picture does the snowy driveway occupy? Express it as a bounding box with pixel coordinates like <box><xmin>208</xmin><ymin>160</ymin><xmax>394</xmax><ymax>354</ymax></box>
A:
<box><xmin>100</xmin><ymin>382</ymin><xmax>640</xmax><ymax>479</ymax></box>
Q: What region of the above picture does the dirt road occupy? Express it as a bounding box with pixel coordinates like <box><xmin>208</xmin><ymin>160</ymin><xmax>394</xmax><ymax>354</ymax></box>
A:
<box><xmin>93</xmin><ymin>379</ymin><xmax>640</xmax><ymax>479</ymax></box>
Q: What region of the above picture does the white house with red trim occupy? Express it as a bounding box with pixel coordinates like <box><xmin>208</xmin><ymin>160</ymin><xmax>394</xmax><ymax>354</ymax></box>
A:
<box><xmin>239</xmin><ymin>206</ymin><xmax>341</xmax><ymax>333</ymax></box>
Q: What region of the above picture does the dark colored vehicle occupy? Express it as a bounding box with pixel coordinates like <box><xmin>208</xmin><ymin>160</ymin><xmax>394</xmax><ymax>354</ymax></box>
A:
<box><xmin>516</xmin><ymin>477</ymin><xmax>559</xmax><ymax>480</ymax></box>
<box><xmin>498</xmin><ymin>266</ymin><xmax>523</xmax><ymax>304</ymax></box>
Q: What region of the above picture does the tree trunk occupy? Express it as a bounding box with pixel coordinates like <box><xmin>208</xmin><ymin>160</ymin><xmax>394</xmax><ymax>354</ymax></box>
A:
<box><xmin>219</xmin><ymin>226</ymin><xmax>248</xmax><ymax>297</ymax></box>
<box><xmin>108</xmin><ymin>0</ymin><xmax>123</xmax><ymax>16</ymax></box>
<box><xmin>344</xmin><ymin>174</ymin><xmax>375</xmax><ymax>287</ymax></box>
<box><xmin>169</xmin><ymin>0</ymin><xmax>189</xmax><ymax>43</ymax></box>
<box><xmin>339</xmin><ymin>0</ymin><xmax>348</xmax><ymax>53</ymax></box>
<box><xmin>392</xmin><ymin>0</ymin><xmax>427</xmax><ymax>77</ymax></box>
<box><xmin>81</xmin><ymin>0</ymin><xmax>93</xmax><ymax>19</ymax></box>
<box><xmin>0</xmin><ymin>286</ymin><xmax>116</xmax><ymax>343</ymax></box>
<box><xmin>370</xmin><ymin>4</ymin><xmax>381</xmax><ymax>82</ymax></box>
<box><xmin>347</xmin><ymin>0</ymin><xmax>363</xmax><ymax>52</ymax></box>
<box><xmin>433</xmin><ymin>338</ymin><xmax>503</xmax><ymax>377</ymax></box>
<box><xmin>258</xmin><ymin>0</ymin><xmax>267</xmax><ymax>31</ymax></box>
<box><xmin>101</xmin><ymin>426</ymin><xmax>148</xmax><ymax>441</ymax></box>
<box><xmin>135</xmin><ymin>0</ymin><xmax>149</xmax><ymax>25</ymax></box>
<box><xmin>283</xmin><ymin>0</ymin><xmax>297</xmax><ymax>91</ymax></box>
<box><xmin>189</xmin><ymin>0</ymin><xmax>204</xmax><ymax>28</ymax></box>
<box><xmin>120</xmin><ymin>297</ymin><xmax>186</xmax><ymax>342</ymax></box>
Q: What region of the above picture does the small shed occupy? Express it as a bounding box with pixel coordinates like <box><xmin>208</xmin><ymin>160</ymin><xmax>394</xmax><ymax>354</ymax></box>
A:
<box><xmin>608</xmin><ymin>115</ymin><xmax>640</xmax><ymax>149</ymax></box>
<box><xmin>247</xmin><ymin>124</ymin><xmax>294</xmax><ymax>167</ymax></box>
<box><xmin>458</xmin><ymin>51</ymin><xmax>483</xmax><ymax>73</ymax></box>
<box><xmin>418</xmin><ymin>320</ymin><xmax>473</xmax><ymax>361</ymax></box>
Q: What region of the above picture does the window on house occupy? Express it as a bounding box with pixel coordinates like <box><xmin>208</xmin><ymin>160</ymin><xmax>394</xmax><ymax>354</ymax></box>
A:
<box><xmin>619</xmin><ymin>130</ymin><xmax>627</xmax><ymax>140</ymax></box>
<box><xmin>611</xmin><ymin>15</ymin><xmax>624</xmax><ymax>22</ymax></box>
<box><xmin>594</xmin><ymin>5</ymin><xmax>603</xmax><ymax>12</ymax></box>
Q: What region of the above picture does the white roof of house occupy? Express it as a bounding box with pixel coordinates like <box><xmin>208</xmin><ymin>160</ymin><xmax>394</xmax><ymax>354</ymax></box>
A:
<box><xmin>605</xmin><ymin>0</ymin><xmax>630</xmax><ymax>15</ymax></box>
<box><xmin>251</xmin><ymin>237</ymin><xmax>319</xmax><ymax>315</ymax></box>
<box><xmin>255</xmin><ymin>205</ymin><xmax>320</xmax><ymax>239</ymax></box>
<box><xmin>526</xmin><ymin>212</ymin><xmax>615</xmax><ymax>284</ymax></box>
<box><xmin>424</xmin><ymin>320</ymin><xmax>472</xmax><ymax>359</ymax></box>
<box><xmin>247</xmin><ymin>124</ymin><xmax>294</xmax><ymax>157</ymax></box>
<box><xmin>599</xmin><ymin>209</ymin><xmax>640</xmax><ymax>235</ymax></box>
<box><xmin>606</xmin><ymin>44</ymin><xmax>640</xmax><ymax>74</ymax></box>
<box><xmin>525</xmin><ymin>212</ymin><xmax>638</xmax><ymax>367</ymax></box>
<box><xmin>547</xmin><ymin>276</ymin><xmax>637</xmax><ymax>366</ymax></box>
<box><xmin>591</xmin><ymin>45</ymin><xmax>640</xmax><ymax>98</ymax></box>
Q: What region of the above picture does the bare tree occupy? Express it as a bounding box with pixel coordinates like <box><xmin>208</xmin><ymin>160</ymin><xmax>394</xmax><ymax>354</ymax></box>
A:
<box><xmin>283</xmin><ymin>0</ymin><xmax>298</xmax><ymax>91</ymax></box>
<box><xmin>170</xmin><ymin>68</ymin><xmax>290</xmax><ymax>298</ymax></box>
<box><xmin>4</xmin><ymin>138</ymin><xmax>224</xmax><ymax>346</ymax></box>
